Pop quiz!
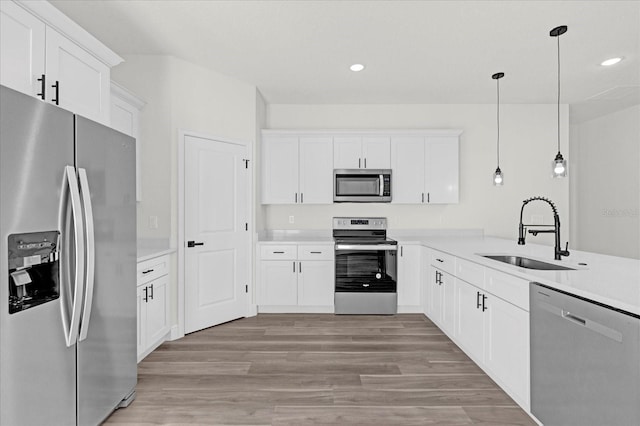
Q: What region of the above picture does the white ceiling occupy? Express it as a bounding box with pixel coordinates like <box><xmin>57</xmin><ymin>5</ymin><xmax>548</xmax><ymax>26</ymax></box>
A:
<box><xmin>50</xmin><ymin>0</ymin><xmax>640</xmax><ymax>121</ymax></box>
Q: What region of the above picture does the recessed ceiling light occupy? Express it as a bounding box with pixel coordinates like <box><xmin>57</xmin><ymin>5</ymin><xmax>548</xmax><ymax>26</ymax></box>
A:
<box><xmin>601</xmin><ymin>57</ymin><xmax>623</xmax><ymax>66</ymax></box>
<box><xmin>350</xmin><ymin>64</ymin><xmax>365</xmax><ymax>72</ymax></box>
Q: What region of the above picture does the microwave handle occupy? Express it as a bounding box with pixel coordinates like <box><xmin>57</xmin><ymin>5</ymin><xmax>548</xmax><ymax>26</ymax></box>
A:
<box><xmin>379</xmin><ymin>175</ymin><xmax>384</xmax><ymax>196</ymax></box>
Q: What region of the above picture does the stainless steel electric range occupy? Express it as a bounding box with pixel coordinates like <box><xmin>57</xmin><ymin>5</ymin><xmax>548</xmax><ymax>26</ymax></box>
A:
<box><xmin>333</xmin><ymin>217</ymin><xmax>398</xmax><ymax>314</ymax></box>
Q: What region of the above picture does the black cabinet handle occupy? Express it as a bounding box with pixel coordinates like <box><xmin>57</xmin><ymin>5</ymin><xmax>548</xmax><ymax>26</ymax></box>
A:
<box><xmin>187</xmin><ymin>241</ymin><xmax>204</xmax><ymax>248</ymax></box>
<box><xmin>143</xmin><ymin>286</ymin><xmax>148</xmax><ymax>303</ymax></box>
<box><xmin>427</xmin><ymin>193</ymin><xmax>430</xmax><ymax>203</ymax></box>
<box><xmin>482</xmin><ymin>294</ymin><xmax>488</xmax><ymax>312</ymax></box>
<box><xmin>273</xmin><ymin>251</ymin><xmax>285</xmax><ymax>254</ymax></box>
<box><xmin>299</xmin><ymin>262</ymin><xmax>302</xmax><ymax>273</ymax></box>
<box><xmin>436</xmin><ymin>258</ymin><xmax>444</xmax><ymax>263</ymax></box>
<box><xmin>422</xmin><ymin>193</ymin><xmax>425</xmax><ymax>203</ymax></box>
<box><xmin>293</xmin><ymin>261</ymin><xmax>296</xmax><ymax>273</ymax></box>
<box><xmin>37</xmin><ymin>74</ymin><xmax>46</xmax><ymax>100</ymax></box>
<box><xmin>476</xmin><ymin>291</ymin><xmax>482</xmax><ymax>309</ymax></box>
<box><xmin>142</xmin><ymin>269</ymin><xmax>154</xmax><ymax>275</ymax></box>
<box><xmin>149</xmin><ymin>284</ymin><xmax>154</xmax><ymax>300</ymax></box>
<box><xmin>51</xmin><ymin>81</ymin><xmax>59</xmax><ymax>105</ymax></box>
<box><xmin>358</xmin><ymin>158</ymin><xmax>361</xmax><ymax>168</ymax></box>
<box><xmin>364</xmin><ymin>158</ymin><xmax>367</xmax><ymax>168</ymax></box>
<box><xmin>310</xmin><ymin>251</ymin><xmax>322</xmax><ymax>254</ymax></box>
<box><xmin>301</xmin><ymin>193</ymin><xmax>304</xmax><ymax>203</ymax></box>
<box><xmin>400</xmin><ymin>246</ymin><xmax>403</xmax><ymax>257</ymax></box>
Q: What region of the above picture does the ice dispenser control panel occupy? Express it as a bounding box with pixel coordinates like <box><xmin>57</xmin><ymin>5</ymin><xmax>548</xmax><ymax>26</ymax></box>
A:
<box><xmin>8</xmin><ymin>231</ymin><xmax>60</xmax><ymax>314</ymax></box>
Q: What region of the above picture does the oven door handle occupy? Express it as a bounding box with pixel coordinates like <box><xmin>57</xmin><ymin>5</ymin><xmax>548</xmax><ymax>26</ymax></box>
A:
<box><xmin>335</xmin><ymin>244</ymin><xmax>398</xmax><ymax>251</ymax></box>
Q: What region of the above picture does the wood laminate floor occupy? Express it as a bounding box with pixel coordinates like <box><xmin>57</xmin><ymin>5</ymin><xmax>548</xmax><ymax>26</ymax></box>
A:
<box><xmin>105</xmin><ymin>314</ymin><xmax>536</xmax><ymax>425</ymax></box>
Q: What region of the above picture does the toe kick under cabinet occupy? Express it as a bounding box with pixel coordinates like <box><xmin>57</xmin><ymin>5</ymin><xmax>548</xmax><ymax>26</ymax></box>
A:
<box><xmin>137</xmin><ymin>254</ymin><xmax>171</xmax><ymax>362</ymax></box>
<box><xmin>257</xmin><ymin>243</ymin><xmax>334</xmax><ymax>313</ymax></box>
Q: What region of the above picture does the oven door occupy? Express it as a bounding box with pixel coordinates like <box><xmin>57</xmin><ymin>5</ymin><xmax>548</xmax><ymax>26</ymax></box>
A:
<box><xmin>334</xmin><ymin>169</ymin><xmax>391</xmax><ymax>202</ymax></box>
<box><xmin>334</xmin><ymin>244</ymin><xmax>397</xmax><ymax>292</ymax></box>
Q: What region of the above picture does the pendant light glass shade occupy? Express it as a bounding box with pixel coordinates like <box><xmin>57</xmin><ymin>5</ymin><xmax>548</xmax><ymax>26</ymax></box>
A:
<box><xmin>493</xmin><ymin>167</ymin><xmax>504</xmax><ymax>186</ymax></box>
<box><xmin>550</xmin><ymin>25</ymin><xmax>568</xmax><ymax>178</ymax></box>
<box><xmin>492</xmin><ymin>72</ymin><xmax>505</xmax><ymax>186</ymax></box>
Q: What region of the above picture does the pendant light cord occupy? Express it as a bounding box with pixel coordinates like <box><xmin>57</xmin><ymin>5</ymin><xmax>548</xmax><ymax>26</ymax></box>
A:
<box><xmin>496</xmin><ymin>77</ymin><xmax>500</xmax><ymax>167</ymax></box>
<box><xmin>557</xmin><ymin>34</ymin><xmax>561</xmax><ymax>153</ymax></box>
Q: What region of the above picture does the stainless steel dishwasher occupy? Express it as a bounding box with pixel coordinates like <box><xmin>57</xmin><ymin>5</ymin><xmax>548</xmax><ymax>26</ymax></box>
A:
<box><xmin>530</xmin><ymin>283</ymin><xmax>640</xmax><ymax>426</ymax></box>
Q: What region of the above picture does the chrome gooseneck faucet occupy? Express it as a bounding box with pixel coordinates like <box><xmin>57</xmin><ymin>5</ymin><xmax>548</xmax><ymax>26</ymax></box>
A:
<box><xmin>518</xmin><ymin>196</ymin><xmax>570</xmax><ymax>260</ymax></box>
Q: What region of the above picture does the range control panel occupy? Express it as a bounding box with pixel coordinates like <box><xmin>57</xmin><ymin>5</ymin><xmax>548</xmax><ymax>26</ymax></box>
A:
<box><xmin>333</xmin><ymin>217</ymin><xmax>387</xmax><ymax>230</ymax></box>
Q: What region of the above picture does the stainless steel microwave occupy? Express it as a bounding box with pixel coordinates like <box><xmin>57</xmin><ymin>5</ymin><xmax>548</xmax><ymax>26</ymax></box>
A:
<box><xmin>334</xmin><ymin>169</ymin><xmax>392</xmax><ymax>202</ymax></box>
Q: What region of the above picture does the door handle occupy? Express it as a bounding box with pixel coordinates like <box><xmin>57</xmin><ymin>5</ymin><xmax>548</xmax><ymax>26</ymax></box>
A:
<box><xmin>58</xmin><ymin>166</ymin><xmax>85</xmax><ymax>347</ymax></box>
<box><xmin>143</xmin><ymin>286</ymin><xmax>148</xmax><ymax>303</ymax></box>
<box><xmin>78</xmin><ymin>168</ymin><xmax>95</xmax><ymax>342</ymax></box>
<box><xmin>51</xmin><ymin>81</ymin><xmax>59</xmax><ymax>105</ymax></box>
<box><xmin>482</xmin><ymin>294</ymin><xmax>488</xmax><ymax>312</ymax></box>
<box><xmin>476</xmin><ymin>291</ymin><xmax>482</xmax><ymax>309</ymax></box>
<box><xmin>37</xmin><ymin>74</ymin><xmax>46</xmax><ymax>100</ymax></box>
<box><xmin>187</xmin><ymin>241</ymin><xmax>204</xmax><ymax>248</ymax></box>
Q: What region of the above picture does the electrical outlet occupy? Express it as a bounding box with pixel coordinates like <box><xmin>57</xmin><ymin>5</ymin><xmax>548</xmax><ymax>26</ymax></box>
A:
<box><xmin>289</xmin><ymin>215</ymin><xmax>295</xmax><ymax>224</ymax></box>
<box><xmin>149</xmin><ymin>215</ymin><xmax>158</xmax><ymax>229</ymax></box>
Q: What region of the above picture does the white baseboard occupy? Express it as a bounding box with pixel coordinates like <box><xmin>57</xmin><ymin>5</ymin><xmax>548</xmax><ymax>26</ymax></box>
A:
<box><xmin>397</xmin><ymin>305</ymin><xmax>425</xmax><ymax>314</ymax></box>
<box><xmin>257</xmin><ymin>305</ymin><xmax>334</xmax><ymax>314</ymax></box>
<box><xmin>169</xmin><ymin>325</ymin><xmax>182</xmax><ymax>341</ymax></box>
<box><xmin>247</xmin><ymin>304</ymin><xmax>258</xmax><ymax>317</ymax></box>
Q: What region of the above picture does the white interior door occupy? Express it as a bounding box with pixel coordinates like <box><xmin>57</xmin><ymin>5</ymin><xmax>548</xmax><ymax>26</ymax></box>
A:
<box><xmin>185</xmin><ymin>135</ymin><xmax>249</xmax><ymax>334</ymax></box>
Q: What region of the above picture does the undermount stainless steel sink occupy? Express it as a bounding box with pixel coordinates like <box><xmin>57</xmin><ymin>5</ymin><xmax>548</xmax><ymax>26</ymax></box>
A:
<box><xmin>481</xmin><ymin>255</ymin><xmax>575</xmax><ymax>271</ymax></box>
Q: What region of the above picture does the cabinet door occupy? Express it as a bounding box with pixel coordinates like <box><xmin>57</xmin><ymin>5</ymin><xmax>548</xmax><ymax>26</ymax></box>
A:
<box><xmin>297</xmin><ymin>260</ymin><xmax>334</xmax><ymax>306</ymax></box>
<box><xmin>110</xmin><ymin>90</ymin><xmax>142</xmax><ymax>201</ymax></box>
<box><xmin>145</xmin><ymin>275</ymin><xmax>170</xmax><ymax>347</ymax></box>
<box><xmin>425</xmin><ymin>137</ymin><xmax>459</xmax><ymax>204</ymax></box>
<box><xmin>0</xmin><ymin>1</ymin><xmax>45</xmax><ymax>98</ymax></box>
<box><xmin>440</xmin><ymin>271</ymin><xmax>456</xmax><ymax>334</ymax></box>
<box><xmin>299</xmin><ymin>137</ymin><xmax>333</xmax><ymax>204</ymax></box>
<box><xmin>259</xmin><ymin>260</ymin><xmax>298</xmax><ymax>305</ymax></box>
<box><xmin>455</xmin><ymin>279</ymin><xmax>485</xmax><ymax>362</ymax></box>
<box><xmin>136</xmin><ymin>285</ymin><xmax>146</xmax><ymax>358</ymax></box>
<box><xmin>262</xmin><ymin>136</ymin><xmax>299</xmax><ymax>204</ymax></box>
<box><xmin>485</xmin><ymin>294</ymin><xmax>530</xmax><ymax>406</ymax></box>
<box><xmin>397</xmin><ymin>244</ymin><xmax>422</xmax><ymax>309</ymax></box>
<box><xmin>422</xmin><ymin>248</ymin><xmax>431</xmax><ymax>316</ymax></box>
<box><xmin>428</xmin><ymin>266</ymin><xmax>442</xmax><ymax>323</ymax></box>
<box><xmin>362</xmin><ymin>136</ymin><xmax>390</xmax><ymax>169</ymax></box>
<box><xmin>391</xmin><ymin>136</ymin><xmax>425</xmax><ymax>204</ymax></box>
<box><xmin>333</xmin><ymin>136</ymin><xmax>362</xmax><ymax>169</ymax></box>
<box><xmin>45</xmin><ymin>27</ymin><xmax>111</xmax><ymax>124</ymax></box>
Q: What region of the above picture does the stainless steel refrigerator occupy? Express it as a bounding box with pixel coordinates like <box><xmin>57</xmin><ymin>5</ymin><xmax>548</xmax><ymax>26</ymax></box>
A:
<box><xmin>0</xmin><ymin>85</ymin><xmax>137</xmax><ymax>425</ymax></box>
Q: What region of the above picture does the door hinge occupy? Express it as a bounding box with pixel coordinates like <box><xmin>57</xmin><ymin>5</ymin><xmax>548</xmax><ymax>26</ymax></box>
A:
<box><xmin>242</xmin><ymin>159</ymin><xmax>250</xmax><ymax>169</ymax></box>
<box><xmin>245</xmin><ymin>284</ymin><xmax>248</xmax><ymax>293</ymax></box>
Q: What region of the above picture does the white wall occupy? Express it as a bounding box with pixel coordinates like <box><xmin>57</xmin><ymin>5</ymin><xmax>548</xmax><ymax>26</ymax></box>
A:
<box><xmin>112</xmin><ymin>55</ymin><xmax>258</xmax><ymax>325</ymax></box>
<box><xmin>265</xmin><ymin>104</ymin><xmax>570</xmax><ymax>245</ymax></box>
<box><xmin>570</xmin><ymin>104</ymin><xmax>640</xmax><ymax>259</ymax></box>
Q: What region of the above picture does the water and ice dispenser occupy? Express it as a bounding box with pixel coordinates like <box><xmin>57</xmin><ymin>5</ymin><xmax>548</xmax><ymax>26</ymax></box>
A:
<box><xmin>8</xmin><ymin>231</ymin><xmax>60</xmax><ymax>314</ymax></box>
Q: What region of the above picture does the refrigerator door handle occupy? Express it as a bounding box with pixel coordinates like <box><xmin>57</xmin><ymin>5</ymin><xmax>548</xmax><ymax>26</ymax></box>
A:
<box><xmin>57</xmin><ymin>165</ymin><xmax>86</xmax><ymax>347</ymax></box>
<box><xmin>78</xmin><ymin>168</ymin><xmax>95</xmax><ymax>342</ymax></box>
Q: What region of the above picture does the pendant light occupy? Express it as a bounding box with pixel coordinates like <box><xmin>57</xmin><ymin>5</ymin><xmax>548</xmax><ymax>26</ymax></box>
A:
<box><xmin>492</xmin><ymin>72</ymin><xmax>505</xmax><ymax>186</ymax></box>
<box><xmin>550</xmin><ymin>25</ymin><xmax>568</xmax><ymax>178</ymax></box>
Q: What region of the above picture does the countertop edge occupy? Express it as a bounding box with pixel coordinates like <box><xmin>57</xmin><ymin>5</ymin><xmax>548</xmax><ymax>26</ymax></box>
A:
<box><xmin>137</xmin><ymin>248</ymin><xmax>176</xmax><ymax>263</ymax></box>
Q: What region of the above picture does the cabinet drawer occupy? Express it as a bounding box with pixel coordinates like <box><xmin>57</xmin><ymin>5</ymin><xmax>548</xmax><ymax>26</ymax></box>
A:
<box><xmin>298</xmin><ymin>244</ymin><xmax>334</xmax><ymax>260</ymax></box>
<box><xmin>430</xmin><ymin>250</ymin><xmax>455</xmax><ymax>275</ymax></box>
<box><xmin>260</xmin><ymin>244</ymin><xmax>297</xmax><ymax>260</ymax></box>
<box><xmin>485</xmin><ymin>268</ymin><xmax>529</xmax><ymax>311</ymax></box>
<box><xmin>137</xmin><ymin>255</ymin><xmax>169</xmax><ymax>286</ymax></box>
<box><xmin>456</xmin><ymin>257</ymin><xmax>485</xmax><ymax>289</ymax></box>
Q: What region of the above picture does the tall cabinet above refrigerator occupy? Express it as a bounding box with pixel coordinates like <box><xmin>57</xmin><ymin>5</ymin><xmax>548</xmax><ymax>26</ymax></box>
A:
<box><xmin>0</xmin><ymin>85</ymin><xmax>137</xmax><ymax>425</ymax></box>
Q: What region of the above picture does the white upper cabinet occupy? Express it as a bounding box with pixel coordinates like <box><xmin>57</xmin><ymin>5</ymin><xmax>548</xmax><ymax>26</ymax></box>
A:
<box><xmin>0</xmin><ymin>1</ymin><xmax>122</xmax><ymax>125</ymax></box>
<box><xmin>111</xmin><ymin>82</ymin><xmax>145</xmax><ymax>202</ymax></box>
<box><xmin>261</xmin><ymin>133</ymin><xmax>333</xmax><ymax>204</ymax></box>
<box><xmin>425</xmin><ymin>137</ymin><xmax>459</xmax><ymax>204</ymax></box>
<box><xmin>391</xmin><ymin>136</ymin><xmax>425</xmax><ymax>204</ymax></box>
<box><xmin>334</xmin><ymin>136</ymin><xmax>390</xmax><ymax>169</ymax></box>
<box><xmin>0</xmin><ymin>1</ymin><xmax>45</xmax><ymax>97</ymax></box>
<box><xmin>391</xmin><ymin>132</ymin><xmax>460</xmax><ymax>204</ymax></box>
<box><xmin>262</xmin><ymin>135</ymin><xmax>299</xmax><ymax>204</ymax></box>
<box><xmin>299</xmin><ymin>137</ymin><xmax>334</xmax><ymax>204</ymax></box>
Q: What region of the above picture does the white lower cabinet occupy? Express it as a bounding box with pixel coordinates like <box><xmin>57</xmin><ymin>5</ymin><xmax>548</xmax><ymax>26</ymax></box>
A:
<box><xmin>397</xmin><ymin>243</ymin><xmax>423</xmax><ymax>312</ymax></box>
<box><xmin>258</xmin><ymin>243</ymin><xmax>334</xmax><ymax>312</ymax></box>
<box><xmin>137</xmin><ymin>254</ymin><xmax>171</xmax><ymax>362</ymax></box>
<box><xmin>424</xmin><ymin>252</ymin><xmax>531</xmax><ymax>411</ymax></box>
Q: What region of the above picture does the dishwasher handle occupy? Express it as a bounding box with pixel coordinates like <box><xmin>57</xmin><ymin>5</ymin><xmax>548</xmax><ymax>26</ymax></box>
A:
<box><xmin>562</xmin><ymin>310</ymin><xmax>586</xmax><ymax>326</ymax></box>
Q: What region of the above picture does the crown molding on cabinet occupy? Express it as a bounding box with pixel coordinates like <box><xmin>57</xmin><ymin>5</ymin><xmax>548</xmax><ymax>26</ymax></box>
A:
<box><xmin>16</xmin><ymin>0</ymin><xmax>123</xmax><ymax>67</ymax></box>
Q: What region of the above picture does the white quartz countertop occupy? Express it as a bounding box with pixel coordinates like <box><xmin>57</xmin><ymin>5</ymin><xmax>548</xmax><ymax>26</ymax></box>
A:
<box><xmin>137</xmin><ymin>239</ymin><xmax>176</xmax><ymax>262</ymax></box>
<box><xmin>258</xmin><ymin>230</ymin><xmax>334</xmax><ymax>244</ymax></box>
<box><xmin>416</xmin><ymin>236</ymin><xmax>640</xmax><ymax>317</ymax></box>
